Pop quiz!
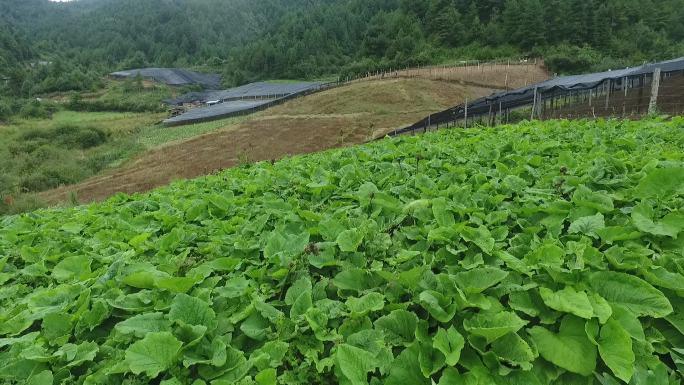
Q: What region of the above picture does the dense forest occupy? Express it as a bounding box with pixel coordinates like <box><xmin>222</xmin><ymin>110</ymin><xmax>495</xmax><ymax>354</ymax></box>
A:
<box><xmin>1</xmin><ymin>0</ymin><xmax>684</xmax><ymax>99</ymax></box>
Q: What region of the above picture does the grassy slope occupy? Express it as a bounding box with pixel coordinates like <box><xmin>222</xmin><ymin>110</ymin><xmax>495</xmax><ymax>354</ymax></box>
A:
<box><xmin>0</xmin><ymin>118</ymin><xmax>682</xmax><ymax>384</ymax></box>
<box><xmin>29</xmin><ymin>62</ymin><xmax>548</xmax><ymax>208</ymax></box>
<box><xmin>0</xmin><ymin>111</ymin><xmax>165</xmax><ymax>212</ymax></box>
<box><xmin>0</xmin><ymin>79</ymin><xmax>242</xmax><ymax>214</ymax></box>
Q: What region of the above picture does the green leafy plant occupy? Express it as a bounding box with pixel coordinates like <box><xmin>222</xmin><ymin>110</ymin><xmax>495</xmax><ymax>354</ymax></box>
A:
<box><xmin>0</xmin><ymin>117</ymin><xmax>683</xmax><ymax>385</ymax></box>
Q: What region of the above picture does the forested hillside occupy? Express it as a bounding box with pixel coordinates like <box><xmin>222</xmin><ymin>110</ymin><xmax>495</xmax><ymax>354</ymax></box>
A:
<box><xmin>1</xmin><ymin>0</ymin><xmax>684</xmax><ymax>92</ymax></box>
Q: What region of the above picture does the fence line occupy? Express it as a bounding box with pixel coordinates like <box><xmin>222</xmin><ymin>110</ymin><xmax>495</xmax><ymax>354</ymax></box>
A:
<box><xmin>387</xmin><ymin>68</ymin><xmax>684</xmax><ymax>138</ymax></box>
<box><xmin>346</xmin><ymin>58</ymin><xmax>545</xmax><ymax>90</ymax></box>
<box><xmin>165</xmin><ymin>57</ymin><xmax>546</xmax><ymax>126</ymax></box>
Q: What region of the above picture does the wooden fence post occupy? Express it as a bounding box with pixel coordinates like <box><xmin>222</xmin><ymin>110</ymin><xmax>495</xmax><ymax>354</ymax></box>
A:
<box><xmin>464</xmin><ymin>98</ymin><xmax>468</xmax><ymax>129</ymax></box>
<box><xmin>622</xmin><ymin>76</ymin><xmax>628</xmax><ymax>116</ymax></box>
<box><xmin>488</xmin><ymin>103</ymin><xmax>494</xmax><ymax>126</ymax></box>
<box><xmin>649</xmin><ymin>68</ymin><xmax>662</xmax><ymax>115</ymax></box>
<box><xmin>531</xmin><ymin>87</ymin><xmax>539</xmax><ymax>120</ymax></box>
<box><xmin>498</xmin><ymin>101</ymin><xmax>503</xmax><ymax>125</ymax></box>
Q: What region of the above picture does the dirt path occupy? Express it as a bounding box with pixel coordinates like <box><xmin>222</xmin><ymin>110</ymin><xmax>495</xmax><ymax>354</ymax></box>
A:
<box><xmin>40</xmin><ymin>78</ymin><xmax>502</xmax><ymax>205</ymax></box>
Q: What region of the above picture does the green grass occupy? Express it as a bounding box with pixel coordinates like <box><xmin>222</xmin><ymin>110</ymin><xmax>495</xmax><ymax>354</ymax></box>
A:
<box><xmin>136</xmin><ymin>116</ymin><xmax>247</xmax><ymax>148</ymax></box>
<box><xmin>5</xmin><ymin>110</ymin><xmax>165</xmax><ymax>136</ymax></box>
<box><xmin>0</xmin><ymin>110</ymin><xmax>162</xmax><ymax>213</ymax></box>
<box><xmin>0</xmin><ymin>106</ymin><xmax>248</xmax><ymax>215</ymax></box>
<box><xmin>65</xmin><ymin>79</ymin><xmax>175</xmax><ymax>113</ymax></box>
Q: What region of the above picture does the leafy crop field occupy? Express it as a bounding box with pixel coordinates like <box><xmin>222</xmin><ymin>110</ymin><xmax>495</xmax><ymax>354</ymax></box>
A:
<box><xmin>1</xmin><ymin>118</ymin><xmax>683</xmax><ymax>385</ymax></box>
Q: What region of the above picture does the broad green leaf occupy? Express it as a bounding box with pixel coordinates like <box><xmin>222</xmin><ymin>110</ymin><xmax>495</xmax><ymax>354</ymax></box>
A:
<box><xmin>240</xmin><ymin>313</ymin><xmax>270</xmax><ymax>341</ymax></box>
<box><xmin>284</xmin><ymin>277</ymin><xmax>312</xmax><ymax>305</ymax></box>
<box><xmin>665</xmin><ymin>297</ymin><xmax>684</xmax><ymax>335</ymax></box>
<box><xmin>182</xmin><ymin>338</ymin><xmax>227</xmax><ymax>368</ymax></box>
<box><xmin>526</xmin><ymin>242</ymin><xmax>566</xmax><ymax>268</ymax></box>
<box><xmin>596</xmin><ymin>226</ymin><xmax>642</xmax><ymax>243</ymax></box>
<box><xmin>588</xmin><ymin>293</ymin><xmax>612</xmax><ymax>324</ymax></box>
<box><xmin>568</xmin><ymin>213</ymin><xmax>605</xmax><ymax>236</ymax></box>
<box><xmin>374</xmin><ymin>309</ymin><xmax>418</xmax><ymax>346</ymax></box>
<box><xmin>418</xmin><ymin>342</ymin><xmax>445</xmax><ymax>377</ymax></box>
<box><xmin>27</xmin><ymin>370</ymin><xmax>53</xmax><ymax>385</ymax></box>
<box><xmin>528</xmin><ymin>316</ymin><xmax>597</xmax><ymax>376</ymax></box>
<box><xmin>42</xmin><ymin>313</ymin><xmax>72</xmax><ymax>343</ymax></box>
<box><xmin>305</xmin><ymin>307</ymin><xmax>333</xmax><ymax>341</ymax></box>
<box><xmin>463</xmin><ymin>311</ymin><xmax>527</xmax><ymax>343</ymax></box>
<box><xmin>589</xmin><ymin>271</ymin><xmax>673</xmax><ymax>318</ymax></box>
<box><xmin>490</xmin><ymin>332</ymin><xmax>535</xmax><ymax>368</ymax></box>
<box><xmin>432</xmin><ymin>197</ymin><xmax>455</xmax><ymax>227</ymax></box>
<box><xmin>418</xmin><ymin>291</ymin><xmax>458</xmax><ymax>323</ymax></box>
<box><xmin>642</xmin><ymin>266</ymin><xmax>684</xmax><ymax>291</ymax></box>
<box><xmin>125</xmin><ymin>332</ymin><xmax>183</xmax><ymax>378</ymax></box>
<box><xmin>52</xmin><ymin>255</ymin><xmax>92</xmax><ymax>282</ymax></box>
<box><xmin>202</xmin><ymin>257</ymin><xmax>241</xmax><ymax>272</ymax></box>
<box><xmin>346</xmin><ymin>292</ymin><xmax>384</xmax><ymax>315</ymax></box>
<box><xmin>333</xmin><ymin>269</ymin><xmax>381</xmax><ymax>292</ymax></box>
<box><xmin>459</xmin><ymin>226</ymin><xmax>495</xmax><ymax>254</ymax></box>
<box><xmin>160</xmin><ymin>378</ymin><xmax>184</xmax><ymax>385</ymax></box>
<box><xmin>385</xmin><ymin>343</ymin><xmax>430</xmax><ymax>385</ymax></box>
<box><xmin>631</xmin><ymin>204</ymin><xmax>682</xmax><ymax>238</ymax></box>
<box><xmin>169</xmin><ymin>293</ymin><xmax>217</xmax><ymax>328</ymax></box>
<box><xmin>433</xmin><ymin>326</ymin><xmax>465</xmax><ymax>366</ymax></box>
<box><xmin>452</xmin><ymin>267</ymin><xmax>508</xmax><ymax>294</ymax></box>
<box><xmin>264</xmin><ymin>230</ymin><xmax>310</xmax><ymax>262</ymax></box>
<box><xmin>335</xmin><ymin>344</ymin><xmax>377</xmax><ymax>385</ymax></box>
<box><xmin>57</xmin><ymin>341</ymin><xmax>99</xmax><ymax>368</ymax></box>
<box><xmin>539</xmin><ymin>286</ymin><xmax>594</xmax><ymax>319</ymax></box>
<box><xmin>255</xmin><ymin>368</ymin><xmax>277</xmax><ymax>385</ymax></box>
<box><xmin>156</xmin><ymin>276</ymin><xmax>202</xmax><ymax>293</ymax></box>
<box><xmin>635</xmin><ymin>167</ymin><xmax>684</xmax><ymax>200</ymax></box>
<box><xmin>122</xmin><ymin>271</ymin><xmax>160</xmax><ymax>289</ymax></box>
<box><xmin>215</xmin><ymin>276</ymin><xmax>251</xmax><ymax>298</ymax></box>
<box><xmin>572</xmin><ymin>185</ymin><xmax>614</xmax><ymax>213</ymax></box>
<box><xmin>336</xmin><ymin>229</ymin><xmax>364</xmax><ymax>252</ymax></box>
<box><xmin>250</xmin><ymin>341</ymin><xmax>289</xmax><ymax>371</ymax></box>
<box><xmin>319</xmin><ymin>217</ymin><xmax>347</xmax><ymax>241</ymax></box>
<box><xmin>436</xmin><ymin>367</ymin><xmax>461</xmax><ymax>385</ymax></box>
<box><xmin>610</xmin><ymin>305</ymin><xmax>645</xmax><ymax>341</ymax></box>
<box><xmin>115</xmin><ymin>312</ymin><xmax>172</xmax><ymax>337</ymax></box>
<box><xmin>197</xmin><ymin>344</ymin><xmax>248</xmax><ymax>381</ymax></box>
<box><xmin>508</xmin><ymin>291</ymin><xmax>541</xmax><ymax>317</ymax></box>
<box><xmin>290</xmin><ymin>288</ymin><xmax>313</xmax><ymax>319</ymax></box>
<box><xmin>598</xmin><ymin>318</ymin><xmax>635</xmax><ymax>382</ymax></box>
<box><xmin>630</xmin><ymin>362</ymin><xmax>671</xmax><ymax>385</ymax></box>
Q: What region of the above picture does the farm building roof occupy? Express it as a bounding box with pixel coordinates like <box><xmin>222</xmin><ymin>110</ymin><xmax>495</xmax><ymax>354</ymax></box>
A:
<box><xmin>110</xmin><ymin>68</ymin><xmax>221</xmax><ymax>88</ymax></box>
<box><xmin>164</xmin><ymin>100</ymin><xmax>272</xmax><ymax>125</ymax></box>
<box><xmin>164</xmin><ymin>81</ymin><xmax>324</xmax><ymax>105</ymax></box>
<box><xmin>163</xmin><ymin>81</ymin><xmax>327</xmax><ymax>126</ymax></box>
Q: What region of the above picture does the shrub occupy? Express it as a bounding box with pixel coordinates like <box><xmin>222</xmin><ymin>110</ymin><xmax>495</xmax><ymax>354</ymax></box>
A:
<box><xmin>55</xmin><ymin>125</ymin><xmax>108</xmax><ymax>149</ymax></box>
<box><xmin>20</xmin><ymin>161</ymin><xmax>89</xmax><ymax>192</ymax></box>
<box><xmin>19</xmin><ymin>100</ymin><xmax>52</xmax><ymax>119</ymax></box>
<box><xmin>0</xmin><ymin>98</ymin><xmax>12</xmax><ymax>121</ymax></box>
<box><xmin>19</xmin><ymin>125</ymin><xmax>108</xmax><ymax>150</ymax></box>
<box><xmin>544</xmin><ymin>44</ymin><xmax>601</xmax><ymax>74</ymax></box>
<box><xmin>0</xmin><ymin>193</ymin><xmax>43</xmax><ymax>215</ymax></box>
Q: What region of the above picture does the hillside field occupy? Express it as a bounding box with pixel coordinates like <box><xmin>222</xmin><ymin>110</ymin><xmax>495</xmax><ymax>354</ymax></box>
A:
<box><xmin>1</xmin><ymin>118</ymin><xmax>683</xmax><ymax>385</ymax></box>
<box><xmin>40</xmin><ymin>77</ymin><xmax>498</xmax><ymax>205</ymax></box>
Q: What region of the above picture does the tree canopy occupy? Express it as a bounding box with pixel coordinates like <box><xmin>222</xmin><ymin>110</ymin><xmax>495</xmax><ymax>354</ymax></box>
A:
<box><xmin>1</xmin><ymin>0</ymin><xmax>683</xmax><ymax>92</ymax></box>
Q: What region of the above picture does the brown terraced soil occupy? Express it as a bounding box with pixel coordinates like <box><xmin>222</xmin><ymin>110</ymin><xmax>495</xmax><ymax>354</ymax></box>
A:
<box><xmin>40</xmin><ymin>75</ymin><xmax>545</xmax><ymax>205</ymax></box>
